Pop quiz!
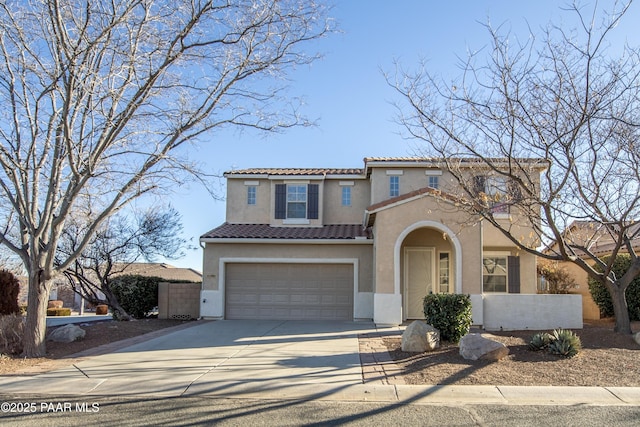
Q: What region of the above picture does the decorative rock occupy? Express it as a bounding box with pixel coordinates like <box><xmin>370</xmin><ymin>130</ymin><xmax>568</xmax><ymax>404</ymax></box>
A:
<box><xmin>459</xmin><ymin>333</ymin><xmax>509</xmax><ymax>361</ymax></box>
<box><xmin>47</xmin><ymin>324</ymin><xmax>86</xmax><ymax>343</ymax></box>
<box><xmin>634</xmin><ymin>332</ymin><xmax>640</xmax><ymax>346</ymax></box>
<box><xmin>401</xmin><ymin>321</ymin><xmax>440</xmax><ymax>352</ymax></box>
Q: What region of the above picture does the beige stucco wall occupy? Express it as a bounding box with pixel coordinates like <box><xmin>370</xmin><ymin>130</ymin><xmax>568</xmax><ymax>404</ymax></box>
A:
<box><xmin>558</xmin><ymin>260</ymin><xmax>602</xmax><ymax>320</ymax></box>
<box><xmin>371</xmin><ymin>195</ymin><xmax>483</xmax><ymax>295</ymax></box>
<box><xmin>482</xmin><ymin>219</ymin><xmax>539</xmax><ymax>249</ymax></box>
<box><xmin>225</xmin><ymin>178</ymin><xmax>272</xmax><ymax>223</ymax></box>
<box><xmin>368</xmin><ymin>166</ymin><xmax>476</xmax><ymax>206</ymax></box>
<box><xmin>371</xmin><ymin>194</ymin><xmax>539</xmax><ymax>296</ymax></box>
<box><xmin>323</xmin><ymin>179</ymin><xmax>370</xmax><ymax>224</ymax></box>
<box><xmin>202</xmin><ymin>241</ymin><xmax>373</xmax><ymax>293</ymax></box>
<box><xmin>158</xmin><ymin>282</ymin><xmax>200</xmax><ymax>320</ymax></box>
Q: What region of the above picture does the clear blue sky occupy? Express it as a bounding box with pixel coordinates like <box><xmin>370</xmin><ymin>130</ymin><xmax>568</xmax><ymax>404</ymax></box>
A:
<box><xmin>166</xmin><ymin>0</ymin><xmax>640</xmax><ymax>271</ymax></box>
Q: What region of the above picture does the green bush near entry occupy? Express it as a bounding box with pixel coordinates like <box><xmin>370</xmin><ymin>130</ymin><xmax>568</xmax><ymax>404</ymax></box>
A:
<box><xmin>423</xmin><ymin>294</ymin><xmax>472</xmax><ymax>343</ymax></box>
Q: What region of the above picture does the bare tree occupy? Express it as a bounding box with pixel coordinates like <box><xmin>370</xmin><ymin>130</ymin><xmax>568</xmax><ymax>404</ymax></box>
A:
<box><xmin>390</xmin><ymin>1</ymin><xmax>640</xmax><ymax>334</ymax></box>
<box><xmin>0</xmin><ymin>0</ymin><xmax>332</xmax><ymax>356</ymax></box>
<box><xmin>57</xmin><ymin>206</ymin><xmax>190</xmax><ymax>320</ymax></box>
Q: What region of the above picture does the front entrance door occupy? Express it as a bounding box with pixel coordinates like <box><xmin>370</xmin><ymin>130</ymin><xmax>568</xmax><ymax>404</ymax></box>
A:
<box><xmin>404</xmin><ymin>247</ymin><xmax>436</xmax><ymax>319</ymax></box>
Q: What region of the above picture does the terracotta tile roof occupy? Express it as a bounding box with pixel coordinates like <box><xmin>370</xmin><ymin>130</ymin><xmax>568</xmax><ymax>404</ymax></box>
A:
<box><xmin>201</xmin><ymin>223</ymin><xmax>371</xmax><ymax>240</ymax></box>
<box><xmin>225</xmin><ymin>168</ymin><xmax>364</xmax><ymax>176</ymax></box>
<box><xmin>364</xmin><ymin>156</ymin><xmax>547</xmax><ymax>164</ymax></box>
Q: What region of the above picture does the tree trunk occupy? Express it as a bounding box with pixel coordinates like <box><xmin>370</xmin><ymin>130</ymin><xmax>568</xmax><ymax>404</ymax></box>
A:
<box><xmin>106</xmin><ymin>293</ymin><xmax>132</xmax><ymax>321</ymax></box>
<box><xmin>21</xmin><ymin>273</ymin><xmax>51</xmax><ymax>357</ymax></box>
<box><xmin>608</xmin><ymin>282</ymin><xmax>632</xmax><ymax>334</ymax></box>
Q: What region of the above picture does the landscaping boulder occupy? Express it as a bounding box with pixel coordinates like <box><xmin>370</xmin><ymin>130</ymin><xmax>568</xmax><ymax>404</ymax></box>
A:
<box><xmin>401</xmin><ymin>321</ymin><xmax>440</xmax><ymax>352</ymax></box>
<box><xmin>47</xmin><ymin>324</ymin><xmax>85</xmax><ymax>343</ymax></box>
<box><xmin>459</xmin><ymin>333</ymin><xmax>509</xmax><ymax>361</ymax></box>
<box><xmin>634</xmin><ymin>332</ymin><xmax>640</xmax><ymax>346</ymax></box>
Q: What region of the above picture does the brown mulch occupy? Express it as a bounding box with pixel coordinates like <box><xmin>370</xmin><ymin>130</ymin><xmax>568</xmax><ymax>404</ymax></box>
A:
<box><xmin>0</xmin><ymin>318</ymin><xmax>189</xmax><ymax>375</ymax></box>
<box><xmin>383</xmin><ymin>319</ymin><xmax>640</xmax><ymax>387</ymax></box>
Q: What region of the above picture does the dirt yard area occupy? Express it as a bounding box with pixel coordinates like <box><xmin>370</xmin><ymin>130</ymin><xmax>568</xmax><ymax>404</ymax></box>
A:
<box><xmin>383</xmin><ymin>319</ymin><xmax>640</xmax><ymax>386</ymax></box>
<box><xmin>0</xmin><ymin>318</ymin><xmax>188</xmax><ymax>375</ymax></box>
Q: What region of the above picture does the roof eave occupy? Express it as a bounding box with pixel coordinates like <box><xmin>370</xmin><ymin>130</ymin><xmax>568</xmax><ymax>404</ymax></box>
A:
<box><xmin>199</xmin><ymin>237</ymin><xmax>373</xmax><ymax>244</ymax></box>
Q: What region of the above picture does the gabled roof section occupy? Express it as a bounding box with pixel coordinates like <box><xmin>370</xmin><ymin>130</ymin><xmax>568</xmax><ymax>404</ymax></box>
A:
<box><xmin>224</xmin><ymin>168</ymin><xmax>364</xmax><ymax>177</ymax></box>
<box><xmin>367</xmin><ymin>186</ymin><xmax>464</xmax><ymax>213</ymax></box>
<box><xmin>365</xmin><ymin>186</ymin><xmax>468</xmax><ymax>227</ymax></box>
<box><xmin>201</xmin><ymin>223</ymin><xmax>371</xmax><ymax>241</ymax></box>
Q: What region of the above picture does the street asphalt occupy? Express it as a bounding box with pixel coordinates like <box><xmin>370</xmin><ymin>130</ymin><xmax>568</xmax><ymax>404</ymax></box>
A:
<box><xmin>1</xmin><ymin>320</ymin><xmax>639</xmax><ymax>406</ymax></box>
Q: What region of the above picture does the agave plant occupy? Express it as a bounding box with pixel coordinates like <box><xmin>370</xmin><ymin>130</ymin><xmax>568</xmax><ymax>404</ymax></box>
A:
<box><xmin>547</xmin><ymin>328</ymin><xmax>582</xmax><ymax>358</ymax></box>
<box><xmin>528</xmin><ymin>332</ymin><xmax>552</xmax><ymax>351</ymax></box>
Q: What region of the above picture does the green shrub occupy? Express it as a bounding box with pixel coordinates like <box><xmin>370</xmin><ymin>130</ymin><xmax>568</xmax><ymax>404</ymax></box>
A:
<box><xmin>110</xmin><ymin>275</ymin><xmax>160</xmax><ymax>319</ymax></box>
<box><xmin>423</xmin><ymin>293</ymin><xmax>472</xmax><ymax>343</ymax></box>
<box><xmin>547</xmin><ymin>329</ymin><xmax>582</xmax><ymax>358</ymax></box>
<box><xmin>0</xmin><ymin>270</ymin><xmax>20</xmax><ymax>315</ymax></box>
<box><xmin>588</xmin><ymin>254</ymin><xmax>640</xmax><ymax>320</ymax></box>
<box><xmin>0</xmin><ymin>314</ymin><xmax>23</xmax><ymax>354</ymax></box>
<box><xmin>528</xmin><ymin>332</ymin><xmax>552</xmax><ymax>351</ymax></box>
<box><xmin>46</xmin><ymin>308</ymin><xmax>71</xmax><ymax>316</ymax></box>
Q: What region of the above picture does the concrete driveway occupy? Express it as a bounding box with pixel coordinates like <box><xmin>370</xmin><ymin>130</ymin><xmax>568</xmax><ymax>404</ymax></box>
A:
<box><xmin>2</xmin><ymin>320</ymin><xmax>382</xmax><ymax>399</ymax></box>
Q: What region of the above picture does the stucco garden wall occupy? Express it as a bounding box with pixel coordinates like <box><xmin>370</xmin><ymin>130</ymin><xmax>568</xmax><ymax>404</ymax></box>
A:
<box><xmin>481</xmin><ymin>294</ymin><xmax>583</xmax><ymax>330</ymax></box>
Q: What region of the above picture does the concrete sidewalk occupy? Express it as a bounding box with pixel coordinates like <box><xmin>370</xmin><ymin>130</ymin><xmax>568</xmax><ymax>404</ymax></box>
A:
<box><xmin>1</xmin><ymin>320</ymin><xmax>639</xmax><ymax>405</ymax></box>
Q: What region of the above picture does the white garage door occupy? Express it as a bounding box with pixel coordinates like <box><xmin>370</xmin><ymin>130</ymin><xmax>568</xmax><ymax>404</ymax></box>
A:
<box><xmin>225</xmin><ymin>263</ymin><xmax>354</xmax><ymax>320</ymax></box>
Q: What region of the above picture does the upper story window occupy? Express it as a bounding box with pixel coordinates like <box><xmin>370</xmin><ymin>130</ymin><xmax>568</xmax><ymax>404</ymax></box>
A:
<box><xmin>425</xmin><ymin>170</ymin><xmax>442</xmax><ymax>190</ymax></box>
<box><xmin>474</xmin><ymin>175</ymin><xmax>520</xmax><ymax>215</ymax></box>
<box><xmin>428</xmin><ymin>176</ymin><xmax>439</xmax><ymax>189</ymax></box>
<box><xmin>247</xmin><ymin>186</ymin><xmax>256</xmax><ymax>205</ymax></box>
<box><xmin>275</xmin><ymin>183</ymin><xmax>319</xmax><ymax>220</ymax></box>
<box><xmin>341</xmin><ymin>186</ymin><xmax>351</xmax><ymax>206</ymax></box>
<box><xmin>389</xmin><ymin>175</ymin><xmax>399</xmax><ymax>197</ymax></box>
<box><xmin>286</xmin><ymin>185</ymin><xmax>307</xmax><ymax>218</ymax></box>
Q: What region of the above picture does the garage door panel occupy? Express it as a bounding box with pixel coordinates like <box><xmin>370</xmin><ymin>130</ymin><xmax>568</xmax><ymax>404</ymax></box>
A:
<box><xmin>225</xmin><ymin>263</ymin><xmax>353</xmax><ymax>320</ymax></box>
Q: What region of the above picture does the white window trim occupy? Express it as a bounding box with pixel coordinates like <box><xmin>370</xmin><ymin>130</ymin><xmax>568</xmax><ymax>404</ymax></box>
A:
<box><xmin>425</xmin><ymin>170</ymin><xmax>442</xmax><ymax>176</ymax></box>
<box><xmin>386</xmin><ymin>170</ymin><xmax>404</xmax><ymax>176</ymax></box>
<box><xmin>438</xmin><ymin>251</ymin><xmax>451</xmax><ymax>293</ymax></box>
<box><xmin>283</xmin><ymin>218</ymin><xmax>310</xmax><ymax>225</ymax></box>
<box><xmin>285</xmin><ymin>183</ymin><xmax>307</xmax><ymax>220</ymax></box>
<box><xmin>244</xmin><ymin>180</ymin><xmax>259</xmax><ymax>186</ymax></box>
<box><xmin>339</xmin><ymin>181</ymin><xmax>354</xmax><ymax>186</ymax></box>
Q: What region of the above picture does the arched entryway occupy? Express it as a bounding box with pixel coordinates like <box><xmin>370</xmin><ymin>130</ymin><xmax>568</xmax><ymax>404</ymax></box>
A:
<box><xmin>394</xmin><ymin>221</ymin><xmax>462</xmax><ymax>320</ymax></box>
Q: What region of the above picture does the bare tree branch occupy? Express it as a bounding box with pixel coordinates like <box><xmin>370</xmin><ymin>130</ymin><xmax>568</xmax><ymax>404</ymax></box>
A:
<box><xmin>389</xmin><ymin>1</ymin><xmax>640</xmax><ymax>334</ymax></box>
<box><xmin>0</xmin><ymin>0</ymin><xmax>333</xmax><ymax>356</ymax></box>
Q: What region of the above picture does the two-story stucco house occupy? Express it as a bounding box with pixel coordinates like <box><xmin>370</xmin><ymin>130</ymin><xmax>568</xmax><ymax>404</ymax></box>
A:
<box><xmin>200</xmin><ymin>157</ymin><xmax>583</xmax><ymax>328</ymax></box>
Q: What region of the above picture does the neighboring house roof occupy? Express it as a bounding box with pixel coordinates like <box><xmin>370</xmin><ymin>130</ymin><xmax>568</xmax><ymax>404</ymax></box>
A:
<box><xmin>201</xmin><ymin>223</ymin><xmax>371</xmax><ymax>240</ymax></box>
<box><xmin>544</xmin><ymin>221</ymin><xmax>640</xmax><ymax>258</ymax></box>
<box><xmin>113</xmin><ymin>263</ymin><xmax>202</xmax><ymax>282</ymax></box>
